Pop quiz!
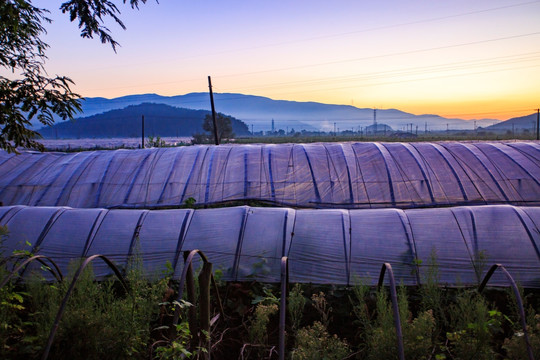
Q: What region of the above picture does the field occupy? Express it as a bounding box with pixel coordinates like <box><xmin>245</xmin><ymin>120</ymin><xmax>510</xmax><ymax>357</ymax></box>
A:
<box><xmin>38</xmin><ymin>131</ymin><xmax>539</xmax><ymax>151</ymax></box>
<box><xmin>39</xmin><ymin>137</ymin><xmax>192</xmax><ymax>151</ymax></box>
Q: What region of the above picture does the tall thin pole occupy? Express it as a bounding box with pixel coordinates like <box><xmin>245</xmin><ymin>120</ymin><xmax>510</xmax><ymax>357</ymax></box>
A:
<box><xmin>141</xmin><ymin>115</ymin><xmax>145</xmax><ymax>149</ymax></box>
<box><xmin>208</xmin><ymin>76</ymin><xmax>219</xmax><ymax>145</ymax></box>
<box><xmin>536</xmin><ymin>109</ymin><xmax>540</xmax><ymax>140</ymax></box>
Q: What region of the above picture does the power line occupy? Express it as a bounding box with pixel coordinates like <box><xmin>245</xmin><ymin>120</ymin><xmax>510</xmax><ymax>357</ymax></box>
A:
<box><xmin>222</xmin><ymin>51</ymin><xmax>540</xmax><ymax>93</ymax></box>
<box><xmin>212</xmin><ymin>31</ymin><xmax>540</xmax><ymax>79</ymax></box>
<box><xmin>442</xmin><ymin>108</ymin><xmax>538</xmax><ymax>118</ymax></box>
<box><xmin>232</xmin><ymin>63</ymin><xmax>540</xmax><ymax>99</ymax></box>
<box><xmin>82</xmin><ymin>45</ymin><xmax>540</xmax><ymax>95</ymax></box>
<box><xmin>67</xmin><ymin>0</ymin><xmax>540</xmax><ymax>72</ymax></box>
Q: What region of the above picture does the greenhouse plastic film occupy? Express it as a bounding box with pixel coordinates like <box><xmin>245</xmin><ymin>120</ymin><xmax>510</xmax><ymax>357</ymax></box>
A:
<box><xmin>406</xmin><ymin>208</ymin><xmax>478</xmax><ymax>285</ymax></box>
<box><xmin>1</xmin><ymin>142</ymin><xmax>539</xmax><ymax>209</ymax></box>
<box><xmin>38</xmin><ymin>208</ymin><xmax>105</xmax><ymax>274</ymax></box>
<box><xmin>349</xmin><ymin>209</ymin><xmax>419</xmax><ymax>286</ymax></box>
<box><xmin>1</xmin><ymin>204</ymin><xmax>540</xmax><ymax>287</ymax></box>
<box><xmin>288</xmin><ymin>209</ymin><xmax>350</xmax><ymax>284</ymax></box>
<box><xmin>235</xmin><ymin>207</ymin><xmax>294</xmax><ymax>282</ymax></box>
<box><xmin>84</xmin><ymin>209</ymin><xmax>146</xmax><ymax>278</ymax></box>
<box><xmin>136</xmin><ymin>209</ymin><xmax>193</xmax><ymax>278</ymax></box>
<box><xmin>450</xmin><ymin>206</ymin><xmax>540</xmax><ymax>287</ymax></box>
<box><xmin>180</xmin><ymin>206</ymin><xmax>248</xmax><ymax>279</ymax></box>
<box><xmin>1</xmin><ymin>206</ymin><xmax>64</xmax><ymax>258</ymax></box>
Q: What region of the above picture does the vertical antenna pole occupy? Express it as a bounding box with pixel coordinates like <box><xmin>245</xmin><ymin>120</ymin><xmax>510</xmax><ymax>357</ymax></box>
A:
<box><xmin>536</xmin><ymin>109</ymin><xmax>540</xmax><ymax>140</ymax></box>
<box><xmin>208</xmin><ymin>76</ymin><xmax>220</xmax><ymax>145</ymax></box>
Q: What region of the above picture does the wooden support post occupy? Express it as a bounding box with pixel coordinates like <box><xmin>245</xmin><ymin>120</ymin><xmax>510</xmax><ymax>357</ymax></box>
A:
<box><xmin>185</xmin><ymin>259</ymin><xmax>199</xmax><ymax>347</ymax></box>
<box><xmin>208</xmin><ymin>76</ymin><xmax>220</xmax><ymax>145</ymax></box>
<box><xmin>141</xmin><ymin>115</ymin><xmax>145</xmax><ymax>149</ymax></box>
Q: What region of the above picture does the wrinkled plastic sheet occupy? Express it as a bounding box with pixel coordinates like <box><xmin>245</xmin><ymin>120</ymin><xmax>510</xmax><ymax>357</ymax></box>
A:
<box><xmin>1</xmin><ymin>141</ymin><xmax>538</xmax><ymax>209</ymax></box>
<box><xmin>1</xmin><ymin>204</ymin><xmax>539</xmax><ymax>287</ymax></box>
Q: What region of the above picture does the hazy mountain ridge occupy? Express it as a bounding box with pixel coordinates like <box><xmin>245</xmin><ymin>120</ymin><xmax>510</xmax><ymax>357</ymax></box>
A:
<box><xmin>43</xmin><ymin>92</ymin><xmax>502</xmax><ymax>132</ymax></box>
<box><xmin>38</xmin><ymin>103</ymin><xmax>250</xmax><ymax>139</ymax></box>
<box><xmin>485</xmin><ymin>112</ymin><xmax>538</xmax><ymax>131</ymax></box>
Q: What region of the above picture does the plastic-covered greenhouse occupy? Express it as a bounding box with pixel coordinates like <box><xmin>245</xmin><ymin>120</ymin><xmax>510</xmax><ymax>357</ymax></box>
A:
<box><xmin>0</xmin><ymin>141</ymin><xmax>539</xmax><ymax>287</ymax></box>
<box><xmin>0</xmin><ymin>141</ymin><xmax>538</xmax><ymax>209</ymax></box>
<box><xmin>1</xmin><ymin>204</ymin><xmax>539</xmax><ymax>287</ymax></box>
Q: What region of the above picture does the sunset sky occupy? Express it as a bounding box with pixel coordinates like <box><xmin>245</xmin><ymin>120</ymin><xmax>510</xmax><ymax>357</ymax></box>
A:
<box><xmin>33</xmin><ymin>0</ymin><xmax>540</xmax><ymax>120</ymax></box>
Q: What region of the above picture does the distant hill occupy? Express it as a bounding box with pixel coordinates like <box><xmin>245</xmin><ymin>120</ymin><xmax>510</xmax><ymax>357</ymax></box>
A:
<box><xmin>38</xmin><ymin>103</ymin><xmax>250</xmax><ymax>139</ymax></box>
<box><xmin>485</xmin><ymin>112</ymin><xmax>538</xmax><ymax>131</ymax></box>
<box><xmin>37</xmin><ymin>92</ymin><xmax>503</xmax><ymax>132</ymax></box>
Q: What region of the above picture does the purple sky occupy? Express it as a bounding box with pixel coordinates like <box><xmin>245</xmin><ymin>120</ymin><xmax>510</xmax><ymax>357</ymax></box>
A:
<box><xmin>28</xmin><ymin>0</ymin><xmax>540</xmax><ymax>120</ymax></box>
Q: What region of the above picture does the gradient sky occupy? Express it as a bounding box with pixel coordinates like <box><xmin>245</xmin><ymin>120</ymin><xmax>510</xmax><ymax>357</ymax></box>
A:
<box><xmin>30</xmin><ymin>0</ymin><xmax>540</xmax><ymax>120</ymax></box>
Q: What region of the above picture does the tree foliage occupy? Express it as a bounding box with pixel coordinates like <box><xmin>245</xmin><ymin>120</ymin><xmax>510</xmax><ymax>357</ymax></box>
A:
<box><xmin>202</xmin><ymin>113</ymin><xmax>235</xmax><ymax>143</ymax></box>
<box><xmin>0</xmin><ymin>0</ymin><xmax>149</xmax><ymax>153</ymax></box>
<box><xmin>59</xmin><ymin>0</ymin><xmax>149</xmax><ymax>52</ymax></box>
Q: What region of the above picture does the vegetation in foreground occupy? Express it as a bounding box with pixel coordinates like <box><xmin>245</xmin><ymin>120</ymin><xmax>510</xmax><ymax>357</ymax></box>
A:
<box><xmin>1</xmin><ymin>229</ymin><xmax>539</xmax><ymax>359</ymax></box>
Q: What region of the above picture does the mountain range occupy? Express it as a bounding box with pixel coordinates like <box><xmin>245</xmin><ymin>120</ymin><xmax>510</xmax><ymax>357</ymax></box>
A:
<box><xmin>39</xmin><ymin>92</ymin><xmax>503</xmax><ymax>132</ymax></box>
<box><xmin>38</xmin><ymin>103</ymin><xmax>250</xmax><ymax>139</ymax></box>
<box><xmin>484</xmin><ymin>112</ymin><xmax>539</xmax><ymax>132</ymax></box>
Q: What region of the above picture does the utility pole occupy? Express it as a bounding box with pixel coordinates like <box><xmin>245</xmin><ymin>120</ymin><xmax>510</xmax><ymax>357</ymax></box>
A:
<box><xmin>251</xmin><ymin>124</ymin><xmax>254</xmax><ymax>135</ymax></box>
<box><xmin>208</xmin><ymin>76</ymin><xmax>219</xmax><ymax>145</ymax></box>
<box><xmin>536</xmin><ymin>109</ymin><xmax>540</xmax><ymax>140</ymax></box>
<box><xmin>141</xmin><ymin>115</ymin><xmax>145</xmax><ymax>149</ymax></box>
<box><xmin>334</xmin><ymin>122</ymin><xmax>337</xmax><ymax>136</ymax></box>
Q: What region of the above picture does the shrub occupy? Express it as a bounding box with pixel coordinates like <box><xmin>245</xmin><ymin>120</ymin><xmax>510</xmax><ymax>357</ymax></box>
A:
<box><xmin>503</xmin><ymin>313</ymin><xmax>540</xmax><ymax>359</ymax></box>
<box><xmin>288</xmin><ymin>283</ymin><xmax>307</xmax><ymax>332</ymax></box>
<box><xmin>445</xmin><ymin>291</ymin><xmax>501</xmax><ymax>360</ymax></box>
<box><xmin>291</xmin><ymin>321</ymin><xmax>350</xmax><ymax>360</ymax></box>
